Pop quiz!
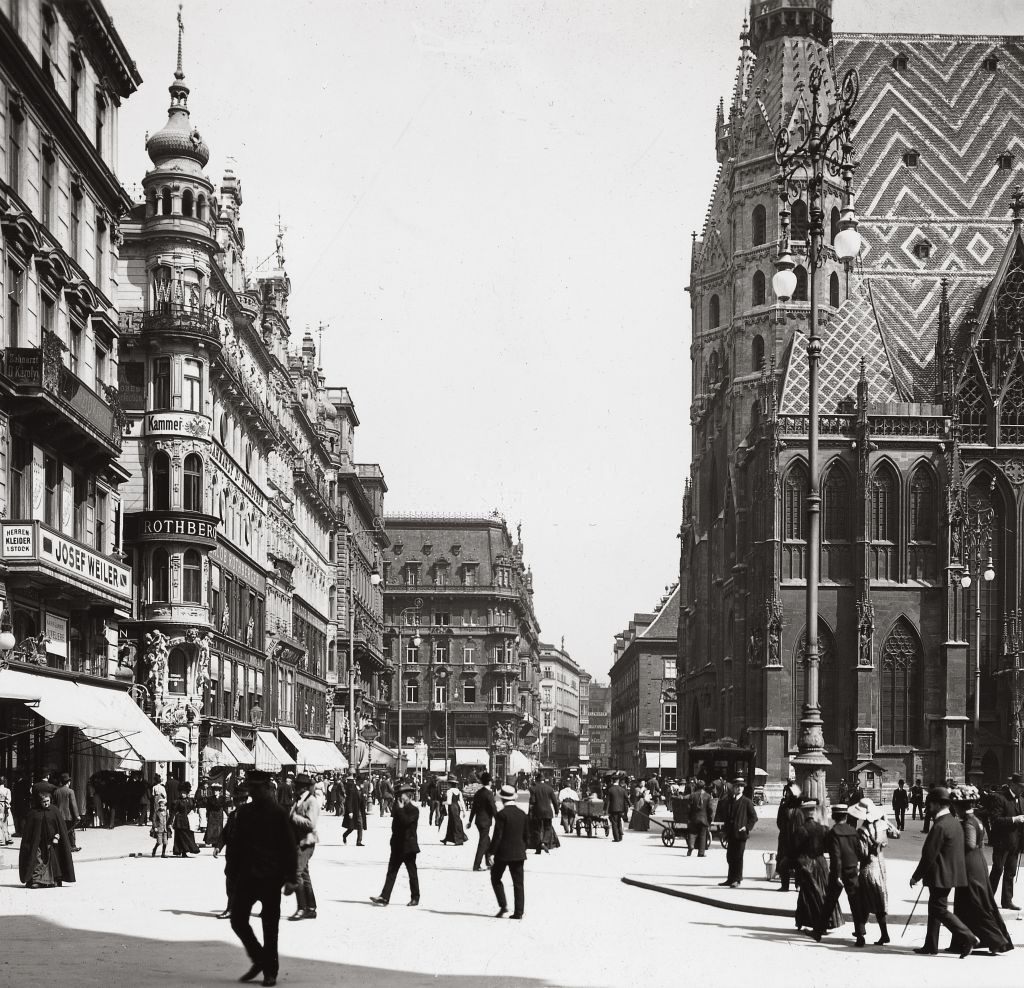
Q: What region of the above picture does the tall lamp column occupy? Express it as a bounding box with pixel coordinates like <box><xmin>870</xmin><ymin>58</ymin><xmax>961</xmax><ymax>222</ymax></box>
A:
<box><xmin>773</xmin><ymin>64</ymin><xmax>862</xmax><ymax>810</ymax></box>
<box><xmin>391</xmin><ymin>598</ymin><xmax>423</xmax><ymax>778</ymax></box>
<box><xmin>344</xmin><ymin>528</ymin><xmax>382</xmax><ymax>775</ymax></box>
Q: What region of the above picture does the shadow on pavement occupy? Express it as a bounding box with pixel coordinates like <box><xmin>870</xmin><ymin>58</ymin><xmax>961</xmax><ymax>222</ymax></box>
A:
<box><xmin>0</xmin><ymin>915</ymin><xmax>562</xmax><ymax>988</ymax></box>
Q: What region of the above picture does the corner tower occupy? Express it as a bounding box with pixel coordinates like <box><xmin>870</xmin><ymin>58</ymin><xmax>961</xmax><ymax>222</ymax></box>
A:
<box><xmin>748</xmin><ymin>0</ymin><xmax>833</xmax><ymax>53</ymax></box>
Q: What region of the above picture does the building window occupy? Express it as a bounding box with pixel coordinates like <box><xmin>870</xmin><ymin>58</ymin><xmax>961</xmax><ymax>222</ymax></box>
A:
<box><xmin>95</xmin><ymin>218</ymin><xmax>105</xmax><ymax>286</ymax></box>
<box><xmin>751</xmin><ymin>334</ymin><xmax>764</xmax><ymax>370</ymax></box>
<box><xmin>823</xmin><ymin>464</ymin><xmax>851</xmax><ymax>542</ymax></box>
<box><xmin>434</xmin><ymin>643</ymin><xmax>448</xmax><ymax>664</ymax></box>
<box><xmin>9</xmin><ymin>435</ymin><xmax>30</xmax><ymax>519</ymax></box>
<box><xmin>663</xmin><ymin>703</ymin><xmax>678</xmax><ymax>733</ymax></box>
<box><xmin>44</xmin><ymin>455</ymin><xmax>59</xmax><ymax>527</ymax></box>
<box><xmin>751</xmin><ymin>204</ymin><xmax>767</xmax><ymax>246</ymax></box>
<box><xmin>664</xmin><ymin>658</ymin><xmax>676</xmax><ymax>679</ymax></box>
<box><xmin>462</xmin><ymin>563</ymin><xmax>477</xmax><ymax>586</ymax></box>
<box><xmin>984</xmin><ymin>55</ymin><xmax>999</xmax><ymax>72</ymax></box>
<box><xmin>40</xmin><ymin>292</ymin><xmax>57</xmax><ymax>342</ymax></box>
<box><xmin>152</xmin><ymin>451</ymin><xmax>171</xmax><ymax>511</ymax></box>
<box><xmin>73</xmin><ymin>472</ymin><xmax>88</xmax><ymax>541</ymax></box>
<box><xmin>70</xmin><ymin>49</ymin><xmax>82</xmax><ymax>118</ymax></box>
<box><xmin>790</xmin><ymin>199</ymin><xmax>808</xmax><ymax>241</ymax></box>
<box><xmin>830</xmin><ymin>206</ymin><xmax>841</xmax><ymax>245</ymax></box>
<box><xmin>708</xmin><ymin>294</ymin><xmax>720</xmax><ymax>329</ymax></box>
<box><xmin>892</xmin><ymin>54</ymin><xmax>908</xmax><ymax>71</ymax></box>
<box><xmin>793</xmin><ymin>265</ymin><xmax>808</xmax><ymax>302</ymax></box>
<box><xmin>543</xmin><ymin>711</ymin><xmax>551</xmax><ymax>728</ymax></box>
<box><xmin>167</xmin><ymin>647</ymin><xmax>187</xmax><ymax>694</ymax></box>
<box><xmin>463</xmin><ymin>644</ymin><xmax>475</xmax><ymax>665</ymax></box>
<box><xmin>405</xmin><ymin>680</ymin><xmax>419</xmax><ymax>703</ymax></box>
<box><xmin>94</xmin><ymin>343</ymin><xmax>108</xmax><ymax>391</ymax></box>
<box><xmin>997</xmin><ymin>152</ymin><xmax>1014</xmax><ymax>171</ymax></box>
<box><xmin>870</xmin><ymin>465</ymin><xmax>897</xmax><ymax>542</ymax></box>
<box><xmin>783</xmin><ymin>463</ymin><xmax>807</xmax><ymax>541</ymax></box>
<box><xmin>434</xmin><ymin>684</ymin><xmax>448</xmax><ymax>705</ymax></box>
<box><xmin>752</xmin><ymin>270</ymin><xmax>766</xmax><ymax>306</ymax></box>
<box><xmin>153</xmin><ymin>357</ymin><xmax>171</xmax><ymax>409</ymax></box>
<box><xmin>434</xmin><ymin>612</ymin><xmax>450</xmax><ymax>627</ymax></box>
<box><xmin>463</xmin><ymin>682</ymin><xmax>476</xmax><ymax>704</ymax></box>
<box><xmin>183</xmin><ymin>453</ymin><xmax>202</xmax><ymax>511</ymax></box>
<box><xmin>41</xmin><ymin>147</ymin><xmax>55</xmax><ymax>228</ymax></box>
<box><xmin>5</xmin><ymin>259</ymin><xmax>23</xmax><ymax>346</ymax></box>
<box><xmin>69</xmin><ymin>319</ymin><xmax>83</xmax><ymax>377</ymax></box>
<box><xmin>95</xmin><ymin>90</ymin><xmax>106</xmax><ymax>153</ymax></box>
<box><xmin>7</xmin><ymin>104</ymin><xmax>22</xmax><ymax>192</ymax></box>
<box><xmin>881</xmin><ymin>618</ymin><xmax>921</xmax><ymax>746</ymax></box>
<box><xmin>542</xmin><ymin>686</ymin><xmax>552</xmax><ymax>705</ymax></box>
<box><xmin>405</xmin><ymin>641</ymin><xmax>419</xmax><ymax>664</ymax></box>
<box><xmin>183</xmin><ymin>358</ymin><xmax>202</xmax><ymax>412</ymax></box>
<box><xmin>405</xmin><ymin>563</ymin><xmax>419</xmax><ymax>586</ymax></box>
<box><xmin>70</xmin><ymin>188</ymin><xmax>82</xmax><ymax>261</ymax></box>
<box><xmin>183</xmin><ymin>549</ymin><xmax>202</xmax><ymax>603</ymax></box>
<box><xmin>829</xmin><ymin>272</ymin><xmax>840</xmax><ymax>307</ymax></box>
<box><xmin>913</xmin><ymin>241</ymin><xmax>932</xmax><ymax>260</ymax></box>
<box><xmin>903</xmin><ymin>150</ymin><xmax>919</xmax><ymax>167</ymax></box>
<box><xmin>95</xmin><ymin>489</ymin><xmax>107</xmax><ymax>551</ymax></box>
<box><xmin>152</xmin><ymin>549</ymin><xmax>170</xmax><ymax>602</ymax></box>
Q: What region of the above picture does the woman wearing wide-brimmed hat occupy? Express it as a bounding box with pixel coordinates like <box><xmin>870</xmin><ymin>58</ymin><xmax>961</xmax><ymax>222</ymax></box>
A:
<box><xmin>951</xmin><ymin>785</ymin><xmax>1014</xmax><ymax>954</ymax></box>
<box><xmin>851</xmin><ymin>798</ymin><xmax>893</xmax><ymax>945</ymax></box>
<box><xmin>790</xmin><ymin>799</ymin><xmax>841</xmax><ymax>933</ymax></box>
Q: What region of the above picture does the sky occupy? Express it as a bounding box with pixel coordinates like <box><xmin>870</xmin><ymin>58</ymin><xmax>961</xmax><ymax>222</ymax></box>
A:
<box><xmin>106</xmin><ymin>0</ymin><xmax>1022</xmax><ymax>681</ymax></box>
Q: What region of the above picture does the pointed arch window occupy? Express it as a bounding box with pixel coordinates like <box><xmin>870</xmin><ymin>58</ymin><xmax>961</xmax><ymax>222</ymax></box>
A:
<box><xmin>752</xmin><ymin>270</ymin><xmax>766</xmax><ymax>306</ymax></box>
<box><xmin>830</xmin><ymin>206</ymin><xmax>841</xmax><ymax>245</ymax></box>
<box><xmin>790</xmin><ymin>199</ymin><xmax>809</xmax><ymax>241</ymax></box>
<box><xmin>751</xmin><ymin>334</ymin><xmax>765</xmax><ymax>371</ymax></box>
<box><xmin>829</xmin><ymin>272</ymin><xmax>840</xmax><ymax>308</ymax></box>
<box><xmin>794</xmin><ymin>620</ymin><xmax>838</xmax><ymax>745</ymax></box>
<box><xmin>880</xmin><ymin>618</ymin><xmax>921</xmax><ymax>746</ymax></box>
<box><xmin>793</xmin><ymin>265</ymin><xmax>808</xmax><ymax>302</ymax></box>
<box><xmin>152</xmin><ymin>451</ymin><xmax>171</xmax><ymax>511</ymax></box>
<box><xmin>822</xmin><ymin>463</ymin><xmax>852</xmax><ymax>581</ymax></box>
<box><xmin>908</xmin><ymin>465</ymin><xmax>937</xmax><ymax>581</ymax></box>
<box><xmin>152</xmin><ymin>548</ymin><xmax>170</xmax><ymax>602</ymax></box>
<box><xmin>870</xmin><ymin>464</ymin><xmax>899</xmax><ymax>580</ymax></box>
<box><xmin>783</xmin><ymin>462</ymin><xmax>807</xmax><ymax>541</ymax></box>
<box><xmin>184</xmin><ymin>454</ymin><xmax>202</xmax><ymax>512</ymax></box>
<box><xmin>751</xmin><ymin>204</ymin><xmax>767</xmax><ymax>246</ymax></box>
<box><xmin>708</xmin><ymin>294</ymin><xmax>721</xmax><ymax>329</ymax></box>
<box><xmin>959</xmin><ymin>365</ymin><xmax>988</xmax><ymax>444</ymax></box>
<box><xmin>999</xmin><ymin>370</ymin><xmax>1024</xmax><ymax>444</ymax></box>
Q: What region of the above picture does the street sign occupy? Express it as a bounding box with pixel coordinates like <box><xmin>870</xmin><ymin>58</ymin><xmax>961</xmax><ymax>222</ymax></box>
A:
<box><xmin>360</xmin><ymin>724</ymin><xmax>379</xmax><ymax>742</ymax></box>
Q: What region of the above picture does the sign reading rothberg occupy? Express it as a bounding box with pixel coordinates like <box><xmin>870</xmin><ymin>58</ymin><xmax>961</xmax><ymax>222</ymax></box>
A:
<box><xmin>125</xmin><ymin>511</ymin><xmax>219</xmax><ymax>548</ymax></box>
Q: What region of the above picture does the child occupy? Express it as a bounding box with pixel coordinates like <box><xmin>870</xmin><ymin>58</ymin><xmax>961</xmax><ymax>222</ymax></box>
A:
<box><xmin>150</xmin><ymin>793</ymin><xmax>170</xmax><ymax>858</ymax></box>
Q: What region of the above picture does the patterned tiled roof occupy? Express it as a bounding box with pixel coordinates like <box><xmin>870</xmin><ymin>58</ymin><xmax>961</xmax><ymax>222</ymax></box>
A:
<box><xmin>832</xmin><ymin>33</ymin><xmax>1024</xmax><ymax>398</ymax></box>
<box><xmin>779</xmin><ymin>279</ymin><xmax>901</xmax><ymax>414</ymax></box>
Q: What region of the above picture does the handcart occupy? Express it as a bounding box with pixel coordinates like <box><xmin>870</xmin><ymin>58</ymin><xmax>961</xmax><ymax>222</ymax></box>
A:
<box><xmin>575</xmin><ymin>794</ymin><xmax>610</xmax><ymax>837</ymax></box>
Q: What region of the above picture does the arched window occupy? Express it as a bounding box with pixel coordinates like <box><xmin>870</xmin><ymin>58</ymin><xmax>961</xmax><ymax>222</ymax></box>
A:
<box><xmin>709</xmin><ymin>294</ymin><xmax>720</xmax><ymax>329</ymax></box>
<box><xmin>167</xmin><ymin>646</ymin><xmax>188</xmax><ymax>694</ymax></box>
<box><xmin>182</xmin><ymin>189</ymin><xmax>194</xmax><ymax>217</ymax></box>
<box><xmin>791</xmin><ymin>199</ymin><xmax>809</xmax><ymax>241</ymax></box>
<box><xmin>184</xmin><ymin>454</ymin><xmax>202</xmax><ymax>511</ymax></box>
<box><xmin>830</xmin><ymin>206</ymin><xmax>841</xmax><ymax>245</ymax></box>
<box><xmin>909</xmin><ymin>464</ymin><xmax>937</xmax><ymax>580</ymax></box>
<box><xmin>197</xmin><ymin>194</ymin><xmax>206</xmax><ymax>221</ymax></box>
<box><xmin>161</xmin><ymin>187</ymin><xmax>171</xmax><ymax>216</ymax></box>
<box><xmin>751</xmin><ymin>204</ymin><xmax>767</xmax><ymax>246</ymax></box>
<box><xmin>880</xmin><ymin>618</ymin><xmax>921</xmax><ymax>746</ymax></box>
<box><xmin>823</xmin><ymin>463</ymin><xmax>851</xmax><ymax>542</ymax></box>
<box><xmin>794</xmin><ymin>265</ymin><xmax>808</xmax><ymax>301</ymax></box>
<box><xmin>783</xmin><ymin>463</ymin><xmax>807</xmax><ymax>541</ymax></box>
<box><xmin>152</xmin><ymin>548</ymin><xmax>170</xmax><ymax>602</ymax></box>
<box><xmin>183</xmin><ymin>549</ymin><xmax>202</xmax><ymax>603</ymax></box>
<box><xmin>870</xmin><ymin>463</ymin><xmax>899</xmax><ymax>579</ymax></box>
<box><xmin>794</xmin><ymin>619</ymin><xmax>839</xmax><ymax>744</ymax></box>
<box><xmin>752</xmin><ymin>270</ymin><xmax>766</xmax><ymax>306</ymax></box>
<box><xmin>829</xmin><ymin>272</ymin><xmax>840</xmax><ymax>308</ymax></box>
<box><xmin>152</xmin><ymin>451</ymin><xmax>170</xmax><ymax>511</ymax></box>
<box><xmin>751</xmin><ymin>334</ymin><xmax>765</xmax><ymax>371</ymax></box>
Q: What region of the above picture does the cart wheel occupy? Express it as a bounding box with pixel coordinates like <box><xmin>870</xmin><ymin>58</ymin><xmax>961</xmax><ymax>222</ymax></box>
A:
<box><xmin>661</xmin><ymin>828</ymin><xmax>675</xmax><ymax>847</ymax></box>
<box><xmin>576</xmin><ymin>820</ymin><xmax>583</xmax><ymax>837</ymax></box>
<box><xmin>603</xmin><ymin>823</ymin><xmax>610</xmax><ymax>836</ymax></box>
<box><xmin>585</xmin><ymin>818</ymin><xmax>593</xmax><ymax>838</ymax></box>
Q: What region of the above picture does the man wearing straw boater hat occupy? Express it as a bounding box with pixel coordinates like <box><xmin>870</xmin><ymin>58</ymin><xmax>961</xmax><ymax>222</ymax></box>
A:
<box><xmin>490</xmin><ymin>784</ymin><xmax>528</xmax><ymax>919</ymax></box>
<box><xmin>810</xmin><ymin>803</ymin><xmax>867</xmax><ymax>947</ymax></box>
<box><xmin>909</xmin><ymin>786</ymin><xmax>978</xmax><ymax>956</ymax></box>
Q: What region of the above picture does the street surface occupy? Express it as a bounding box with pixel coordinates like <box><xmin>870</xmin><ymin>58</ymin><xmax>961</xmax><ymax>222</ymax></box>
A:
<box><xmin>1</xmin><ymin>799</ymin><xmax>1022</xmax><ymax>987</ymax></box>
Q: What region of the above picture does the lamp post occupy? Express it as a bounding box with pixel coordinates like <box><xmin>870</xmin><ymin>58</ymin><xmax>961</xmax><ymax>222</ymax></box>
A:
<box><xmin>391</xmin><ymin>598</ymin><xmax>423</xmax><ymax>778</ymax></box>
<box><xmin>772</xmin><ymin>64</ymin><xmax>862</xmax><ymax>809</ymax></box>
<box><xmin>658</xmin><ymin>687</ymin><xmax>677</xmax><ymax>778</ymax></box>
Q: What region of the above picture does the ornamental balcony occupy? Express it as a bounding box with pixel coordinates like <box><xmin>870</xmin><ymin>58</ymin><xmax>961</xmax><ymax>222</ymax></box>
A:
<box><xmin>119</xmin><ymin>304</ymin><xmax>222</xmax><ymax>350</ymax></box>
<box><xmin>1</xmin><ymin>342</ymin><xmax>122</xmax><ymax>460</ymax></box>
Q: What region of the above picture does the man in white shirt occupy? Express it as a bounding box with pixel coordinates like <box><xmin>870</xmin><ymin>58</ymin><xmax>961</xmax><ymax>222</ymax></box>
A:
<box><xmin>557</xmin><ymin>783</ymin><xmax>579</xmax><ymax>834</ymax></box>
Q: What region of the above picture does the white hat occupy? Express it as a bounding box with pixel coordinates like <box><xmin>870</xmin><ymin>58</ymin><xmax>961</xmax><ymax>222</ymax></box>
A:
<box><xmin>498</xmin><ymin>784</ymin><xmax>516</xmax><ymax>800</ymax></box>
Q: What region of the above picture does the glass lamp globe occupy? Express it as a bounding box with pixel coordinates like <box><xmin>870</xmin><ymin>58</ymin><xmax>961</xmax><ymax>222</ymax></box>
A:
<box><xmin>0</xmin><ymin>630</ymin><xmax>15</xmax><ymax>651</ymax></box>
<box><xmin>961</xmin><ymin>572</ymin><xmax>973</xmax><ymax>589</ymax></box>
<box><xmin>773</xmin><ymin>264</ymin><xmax>798</xmax><ymax>302</ymax></box>
<box><xmin>984</xmin><ymin>564</ymin><xmax>996</xmax><ymax>582</ymax></box>
<box><xmin>370</xmin><ymin>571</ymin><xmax>382</xmax><ymax>586</ymax></box>
<box><xmin>834</xmin><ymin>205</ymin><xmax>863</xmax><ymax>262</ymax></box>
<box><xmin>412</xmin><ymin>635</ymin><xmax>421</xmax><ymax>647</ymax></box>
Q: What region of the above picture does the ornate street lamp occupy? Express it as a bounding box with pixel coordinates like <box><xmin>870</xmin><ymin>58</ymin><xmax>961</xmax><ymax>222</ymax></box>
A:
<box><xmin>389</xmin><ymin>598</ymin><xmax>423</xmax><ymax>777</ymax></box>
<box><xmin>773</xmin><ymin>64</ymin><xmax>862</xmax><ymax>809</ymax></box>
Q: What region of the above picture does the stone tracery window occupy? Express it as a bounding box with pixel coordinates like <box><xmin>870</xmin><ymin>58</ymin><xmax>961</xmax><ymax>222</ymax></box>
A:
<box><xmin>880</xmin><ymin>617</ymin><xmax>921</xmax><ymax>746</ymax></box>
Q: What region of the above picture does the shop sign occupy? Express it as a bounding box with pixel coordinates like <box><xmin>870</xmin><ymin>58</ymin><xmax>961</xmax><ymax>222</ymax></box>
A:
<box><xmin>45</xmin><ymin>613</ymin><xmax>68</xmax><ymax>658</ymax></box>
<box><xmin>3</xmin><ymin>524</ymin><xmax>34</xmax><ymax>557</ymax></box>
<box><xmin>40</xmin><ymin>527</ymin><xmax>131</xmax><ymax>596</ymax></box>
<box><xmin>131</xmin><ymin>512</ymin><xmax>218</xmax><ymax>546</ymax></box>
<box><xmin>144</xmin><ymin>410</ymin><xmax>212</xmax><ymax>439</ymax></box>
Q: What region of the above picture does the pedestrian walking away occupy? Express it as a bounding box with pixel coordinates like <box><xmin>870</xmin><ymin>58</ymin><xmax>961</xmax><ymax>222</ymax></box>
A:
<box><xmin>892</xmin><ymin>779</ymin><xmax>910</xmax><ymax>833</ymax></box>
<box><xmin>490</xmin><ymin>784</ymin><xmax>527</xmax><ymax>919</ymax></box>
<box><xmin>986</xmin><ymin>772</ymin><xmax>1024</xmax><ymax>910</ymax></box>
<box><xmin>605</xmin><ymin>776</ymin><xmax>628</xmax><ymax>842</ymax></box>
<box><xmin>557</xmin><ymin>780</ymin><xmax>579</xmax><ymax>835</ymax></box>
<box><xmin>909</xmin><ymin>786</ymin><xmax>978</xmax><ymax>957</ymax></box>
<box><xmin>441</xmin><ymin>778</ymin><xmax>469</xmax><ymax>846</ymax></box>
<box><xmin>774</xmin><ymin>781</ymin><xmax>802</xmax><ymax>889</ymax></box>
<box><xmin>685</xmin><ymin>780</ymin><xmax>713</xmax><ymax>857</ymax></box>
<box><xmin>720</xmin><ymin>778</ymin><xmax>756</xmax><ymax>888</ymax></box>
<box><xmin>371</xmin><ymin>782</ymin><xmax>421</xmax><ymax>907</ymax></box>
<box><xmin>0</xmin><ymin>775</ymin><xmax>13</xmax><ymax>846</ymax></box>
<box><xmin>811</xmin><ymin>803</ymin><xmax>867</xmax><ymax>946</ymax></box>
<box><xmin>342</xmin><ymin>775</ymin><xmax>366</xmax><ymax>846</ymax></box>
<box><xmin>528</xmin><ymin>776</ymin><xmax>559</xmax><ymax>853</ymax></box>
<box><xmin>223</xmin><ymin>769</ymin><xmax>298</xmax><ymax>987</ymax></box>
<box><xmin>791</xmin><ymin>799</ymin><xmax>841</xmax><ymax>933</ymax></box>
<box><xmin>53</xmin><ymin>773</ymin><xmax>81</xmax><ymax>852</ymax></box>
<box><xmin>288</xmin><ymin>773</ymin><xmax>320</xmax><ymax>921</ymax></box>
<box><xmin>468</xmin><ymin>772</ymin><xmax>497</xmax><ymax>871</ymax></box>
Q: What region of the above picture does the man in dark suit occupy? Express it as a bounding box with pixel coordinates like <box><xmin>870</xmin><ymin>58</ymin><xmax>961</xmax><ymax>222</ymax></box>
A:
<box><xmin>987</xmin><ymin>772</ymin><xmax>1024</xmax><ymax>909</ymax></box>
<box><xmin>276</xmin><ymin>772</ymin><xmax>295</xmax><ymax>813</ymax></box>
<box><xmin>53</xmin><ymin>773</ymin><xmax>81</xmax><ymax>852</ymax></box>
<box><xmin>468</xmin><ymin>771</ymin><xmax>497</xmax><ymax>871</ymax></box>
<box><xmin>371</xmin><ymin>783</ymin><xmax>420</xmax><ymax>906</ymax></box>
<box><xmin>224</xmin><ymin>770</ymin><xmax>298</xmax><ymax>988</ymax></box>
<box><xmin>720</xmin><ymin>778</ymin><xmax>756</xmax><ymax>887</ymax></box>
<box><xmin>891</xmin><ymin>779</ymin><xmax>910</xmax><ymax>833</ymax></box>
<box><xmin>910</xmin><ymin>786</ymin><xmax>977</xmax><ymax>957</ymax></box>
<box><xmin>529</xmin><ymin>776</ymin><xmax>559</xmax><ymax>854</ymax></box>
<box><xmin>605</xmin><ymin>777</ymin><xmax>628</xmax><ymax>842</ymax></box>
<box><xmin>685</xmin><ymin>779</ymin><xmax>713</xmax><ymax>857</ymax></box>
<box><xmin>812</xmin><ymin>803</ymin><xmax>867</xmax><ymax>946</ymax></box>
<box><xmin>490</xmin><ymin>784</ymin><xmax>527</xmax><ymax>919</ymax></box>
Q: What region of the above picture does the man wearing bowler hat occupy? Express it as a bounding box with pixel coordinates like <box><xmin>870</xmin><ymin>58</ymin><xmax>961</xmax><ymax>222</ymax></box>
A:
<box><xmin>910</xmin><ymin>786</ymin><xmax>978</xmax><ymax>956</ymax></box>
<box><xmin>490</xmin><ymin>784</ymin><xmax>528</xmax><ymax>919</ymax></box>
<box><xmin>987</xmin><ymin>771</ymin><xmax>1024</xmax><ymax>909</ymax></box>
<box><xmin>719</xmin><ymin>777</ymin><xmax>757</xmax><ymax>888</ymax></box>
<box><xmin>223</xmin><ymin>769</ymin><xmax>298</xmax><ymax>987</ymax></box>
<box><xmin>371</xmin><ymin>782</ymin><xmax>420</xmax><ymax>907</ymax></box>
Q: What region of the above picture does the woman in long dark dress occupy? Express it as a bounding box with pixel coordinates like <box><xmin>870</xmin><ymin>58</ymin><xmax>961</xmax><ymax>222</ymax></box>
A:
<box><xmin>952</xmin><ymin>787</ymin><xmax>1013</xmax><ymax>954</ymax></box>
<box><xmin>791</xmin><ymin>801</ymin><xmax>842</xmax><ymax>932</ymax></box>
<box><xmin>627</xmin><ymin>784</ymin><xmax>652</xmax><ymax>831</ymax></box>
<box><xmin>171</xmin><ymin>782</ymin><xmax>200</xmax><ymax>856</ymax></box>
<box><xmin>203</xmin><ymin>784</ymin><xmax>226</xmax><ymax>846</ymax></box>
<box><xmin>441</xmin><ymin>781</ymin><xmax>468</xmax><ymax>845</ymax></box>
<box><xmin>19</xmin><ymin>790</ymin><xmax>76</xmax><ymax>888</ymax></box>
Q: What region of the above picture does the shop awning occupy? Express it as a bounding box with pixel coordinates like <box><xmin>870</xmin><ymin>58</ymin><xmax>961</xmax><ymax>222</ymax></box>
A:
<box><xmin>455</xmin><ymin>748</ymin><xmax>489</xmax><ymax>766</ymax></box>
<box><xmin>310</xmin><ymin>739</ymin><xmax>347</xmax><ymax>771</ymax></box>
<box><xmin>255</xmin><ymin>730</ymin><xmax>295</xmax><ymax>772</ymax></box>
<box><xmin>506</xmin><ymin>750</ymin><xmax>531</xmax><ymax>774</ymax></box>
<box><xmin>221</xmin><ymin>731</ymin><xmax>255</xmax><ymax>766</ymax></box>
<box><xmin>0</xmin><ymin>669</ymin><xmax>90</xmax><ymax>727</ymax></box>
<box><xmin>86</xmin><ymin>689</ymin><xmax>184</xmax><ymax>763</ymax></box>
<box><xmin>202</xmin><ymin>743</ymin><xmax>236</xmax><ymax>768</ymax></box>
<box><xmin>643</xmin><ymin>751</ymin><xmax>677</xmax><ymax>770</ymax></box>
<box><xmin>369</xmin><ymin>740</ymin><xmax>396</xmax><ymax>767</ymax></box>
<box><xmin>428</xmin><ymin>758</ymin><xmax>449</xmax><ymax>772</ymax></box>
<box><xmin>277</xmin><ymin>727</ymin><xmax>347</xmax><ymax>771</ymax></box>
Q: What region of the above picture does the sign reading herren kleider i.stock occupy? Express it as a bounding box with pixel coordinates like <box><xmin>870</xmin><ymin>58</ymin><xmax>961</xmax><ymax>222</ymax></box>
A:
<box><xmin>0</xmin><ymin>521</ymin><xmax>131</xmax><ymax>604</ymax></box>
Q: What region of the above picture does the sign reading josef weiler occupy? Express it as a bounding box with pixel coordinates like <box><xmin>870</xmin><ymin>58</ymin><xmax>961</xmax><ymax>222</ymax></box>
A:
<box><xmin>40</xmin><ymin>531</ymin><xmax>130</xmax><ymax>595</ymax></box>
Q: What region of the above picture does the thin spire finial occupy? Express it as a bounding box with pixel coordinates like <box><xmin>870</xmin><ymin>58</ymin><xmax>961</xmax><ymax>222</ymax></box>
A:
<box><xmin>176</xmin><ymin>4</ymin><xmax>185</xmax><ymax>80</ymax></box>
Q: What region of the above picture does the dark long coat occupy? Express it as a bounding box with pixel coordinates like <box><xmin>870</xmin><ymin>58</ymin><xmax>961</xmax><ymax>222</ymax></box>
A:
<box><xmin>19</xmin><ymin>805</ymin><xmax>76</xmax><ymax>886</ymax></box>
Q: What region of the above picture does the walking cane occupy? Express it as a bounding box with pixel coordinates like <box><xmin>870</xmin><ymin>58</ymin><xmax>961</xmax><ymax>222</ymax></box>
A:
<box><xmin>902</xmin><ymin>884</ymin><xmax>925</xmax><ymax>938</ymax></box>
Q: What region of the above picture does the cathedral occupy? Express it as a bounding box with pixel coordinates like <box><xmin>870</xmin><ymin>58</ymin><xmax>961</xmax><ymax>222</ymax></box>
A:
<box><xmin>678</xmin><ymin>0</ymin><xmax>1024</xmax><ymax>797</ymax></box>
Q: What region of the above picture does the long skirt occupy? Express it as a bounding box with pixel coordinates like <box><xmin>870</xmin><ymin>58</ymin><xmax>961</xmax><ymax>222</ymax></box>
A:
<box><xmin>444</xmin><ymin>809</ymin><xmax>468</xmax><ymax>845</ymax></box>
<box><xmin>172</xmin><ymin>821</ymin><xmax>200</xmax><ymax>856</ymax></box>
<box><xmin>0</xmin><ymin>803</ymin><xmax>10</xmax><ymax>843</ymax></box>
<box><xmin>859</xmin><ymin>852</ymin><xmax>888</xmax><ymax>917</ymax></box>
<box><xmin>795</xmin><ymin>855</ymin><xmax>842</xmax><ymax>931</ymax></box>
<box><xmin>628</xmin><ymin>802</ymin><xmax>651</xmax><ymax>831</ymax></box>
<box><xmin>204</xmin><ymin>807</ymin><xmax>224</xmax><ymax>845</ymax></box>
<box><xmin>954</xmin><ymin>846</ymin><xmax>1014</xmax><ymax>952</ymax></box>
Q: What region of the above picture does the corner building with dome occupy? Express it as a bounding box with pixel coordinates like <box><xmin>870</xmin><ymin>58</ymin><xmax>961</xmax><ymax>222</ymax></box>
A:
<box><xmin>679</xmin><ymin>0</ymin><xmax>1024</xmax><ymax>798</ymax></box>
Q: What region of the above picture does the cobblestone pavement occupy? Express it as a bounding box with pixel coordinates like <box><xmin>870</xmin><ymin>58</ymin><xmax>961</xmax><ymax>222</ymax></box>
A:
<box><xmin>1</xmin><ymin>802</ymin><xmax>1022</xmax><ymax>987</ymax></box>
